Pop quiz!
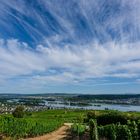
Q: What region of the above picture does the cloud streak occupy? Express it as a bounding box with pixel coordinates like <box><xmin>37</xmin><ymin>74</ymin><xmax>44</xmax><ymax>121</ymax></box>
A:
<box><xmin>0</xmin><ymin>0</ymin><xmax>140</xmax><ymax>44</ymax></box>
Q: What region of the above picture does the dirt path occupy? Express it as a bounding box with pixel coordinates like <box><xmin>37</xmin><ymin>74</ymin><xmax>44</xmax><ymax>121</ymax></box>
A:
<box><xmin>24</xmin><ymin>123</ymin><xmax>73</xmax><ymax>140</ymax></box>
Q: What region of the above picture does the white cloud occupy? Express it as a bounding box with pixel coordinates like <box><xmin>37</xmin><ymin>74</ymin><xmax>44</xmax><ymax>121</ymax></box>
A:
<box><xmin>0</xmin><ymin>38</ymin><xmax>140</xmax><ymax>85</ymax></box>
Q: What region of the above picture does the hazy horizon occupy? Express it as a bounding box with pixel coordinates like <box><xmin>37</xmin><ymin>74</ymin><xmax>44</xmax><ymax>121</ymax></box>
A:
<box><xmin>0</xmin><ymin>92</ymin><xmax>140</xmax><ymax>95</ymax></box>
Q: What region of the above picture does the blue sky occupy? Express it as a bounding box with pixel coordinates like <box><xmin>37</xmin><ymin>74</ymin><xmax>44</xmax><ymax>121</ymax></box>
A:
<box><xmin>0</xmin><ymin>0</ymin><xmax>140</xmax><ymax>94</ymax></box>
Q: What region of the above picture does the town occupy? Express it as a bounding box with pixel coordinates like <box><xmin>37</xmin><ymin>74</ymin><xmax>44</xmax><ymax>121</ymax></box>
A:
<box><xmin>0</xmin><ymin>93</ymin><xmax>140</xmax><ymax>114</ymax></box>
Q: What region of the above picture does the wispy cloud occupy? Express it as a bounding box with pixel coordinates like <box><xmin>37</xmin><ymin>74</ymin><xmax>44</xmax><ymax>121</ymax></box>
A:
<box><xmin>0</xmin><ymin>0</ymin><xmax>140</xmax><ymax>44</ymax></box>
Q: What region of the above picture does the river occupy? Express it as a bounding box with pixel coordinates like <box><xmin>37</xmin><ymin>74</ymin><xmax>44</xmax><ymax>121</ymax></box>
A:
<box><xmin>45</xmin><ymin>101</ymin><xmax>140</xmax><ymax>112</ymax></box>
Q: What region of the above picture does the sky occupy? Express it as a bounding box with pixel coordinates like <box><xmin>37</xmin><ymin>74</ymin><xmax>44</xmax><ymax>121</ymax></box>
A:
<box><xmin>0</xmin><ymin>0</ymin><xmax>140</xmax><ymax>94</ymax></box>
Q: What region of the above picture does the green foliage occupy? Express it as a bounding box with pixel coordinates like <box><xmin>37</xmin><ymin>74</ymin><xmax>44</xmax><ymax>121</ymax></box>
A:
<box><xmin>0</xmin><ymin>109</ymin><xmax>86</xmax><ymax>139</ymax></box>
<box><xmin>89</xmin><ymin>119</ymin><xmax>99</xmax><ymax>140</ymax></box>
<box><xmin>86</xmin><ymin>111</ymin><xmax>137</xmax><ymax>126</ymax></box>
<box><xmin>76</xmin><ymin>114</ymin><xmax>84</xmax><ymax>123</ymax></box>
<box><xmin>86</xmin><ymin>110</ymin><xmax>140</xmax><ymax>140</ymax></box>
<box><xmin>87</xmin><ymin>111</ymin><xmax>97</xmax><ymax>121</ymax></box>
<box><xmin>138</xmin><ymin>120</ymin><xmax>140</xmax><ymax>138</ymax></box>
<box><xmin>98</xmin><ymin>120</ymin><xmax>140</xmax><ymax>140</ymax></box>
<box><xmin>97</xmin><ymin>112</ymin><xmax>128</xmax><ymax>125</ymax></box>
<box><xmin>127</xmin><ymin>120</ymin><xmax>139</xmax><ymax>140</ymax></box>
<box><xmin>89</xmin><ymin>119</ymin><xmax>94</xmax><ymax>140</ymax></box>
<box><xmin>0</xmin><ymin>116</ymin><xmax>62</xmax><ymax>139</ymax></box>
<box><xmin>25</xmin><ymin>111</ymin><xmax>32</xmax><ymax>116</ymax></box>
<box><xmin>116</xmin><ymin>124</ymin><xmax>132</xmax><ymax>140</ymax></box>
<box><xmin>0</xmin><ymin>109</ymin><xmax>140</xmax><ymax>139</ymax></box>
<box><xmin>0</xmin><ymin>116</ymin><xmax>30</xmax><ymax>138</ymax></box>
<box><xmin>98</xmin><ymin>124</ymin><xmax>116</xmax><ymax>140</ymax></box>
<box><xmin>71</xmin><ymin>123</ymin><xmax>86</xmax><ymax>136</ymax></box>
<box><xmin>28</xmin><ymin>123</ymin><xmax>47</xmax><ymax>137</ymax></box>
<box><xmin>12</xmin><ymin>106</ymin><xmax>25</xmax><ymax>118</ymax></box>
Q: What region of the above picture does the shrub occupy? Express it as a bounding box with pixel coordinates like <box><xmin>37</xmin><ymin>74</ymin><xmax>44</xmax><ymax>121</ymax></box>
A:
<box><xmin>97</xmin><ymin>112</ymin><xmax>128</xmax><ymax>125</ymax></box>
<box><xmin>12</xmin><ymin>106</ymin><xmax>25</xmax><ymax>118</ymax></box>
<box><xmin>86</xmin><ymin>111</ymin><xmax>128</xmax><ymax>126</ymax></box>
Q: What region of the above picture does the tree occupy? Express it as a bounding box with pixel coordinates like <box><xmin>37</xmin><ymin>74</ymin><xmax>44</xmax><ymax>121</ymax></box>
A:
<box><xmin>12</xmin><ymin>106</ymin><xmax>25</xmax><ymax>118</ymax></box>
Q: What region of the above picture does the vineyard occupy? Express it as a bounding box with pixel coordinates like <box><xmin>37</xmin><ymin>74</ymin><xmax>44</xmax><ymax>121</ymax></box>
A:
<box><xmin>0</xmin><ymin>109</ymin><xmax>140</xmax><ymax>139</ymax></box>
<box><xmin>71</xmin><ymin>110</ymin><xmax>140</xmax><ymax>140</ymax></box>
<box><xmin>0</xmin><ymin>109</ymin><xmax>86</xmax><ymax>139</ymax></box>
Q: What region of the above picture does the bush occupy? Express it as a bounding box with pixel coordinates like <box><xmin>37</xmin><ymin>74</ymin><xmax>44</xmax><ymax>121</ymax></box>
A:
<box><xmin>86</xmin><ymin>111</ymin><xmax>128</xmax><ymax>126</ymax></box>
<box><xmin>97</xmin><ymin>112</ymin><xmax>128</xmax><ymax>125</ymax></box>
<box><xmin>12</xmin><ymin>106</ymin><xmax>25</xmax><ymax>118</ymax></box>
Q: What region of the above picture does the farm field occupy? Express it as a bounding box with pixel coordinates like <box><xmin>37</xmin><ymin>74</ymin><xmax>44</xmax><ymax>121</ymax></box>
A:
<box><xmin>0</xmin><ymin>109</ymin><xmax>87</xmax><ymax>139</ymax></box>
<box><xmin>0</xmin><ymin>109</ymin><xmax>140</xmax><ymax>140</ymax></box>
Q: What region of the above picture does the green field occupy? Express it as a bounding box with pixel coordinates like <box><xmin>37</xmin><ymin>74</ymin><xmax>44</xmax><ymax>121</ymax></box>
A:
<box><xmin>0</xmin><ymin>109</ymin><xmax>87</xmax><ymax>139</ymax></box>
<box><xmin>0</xmin><ymin>109</ymin><xmax>140</xmax><ymax>139</ymax></box>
